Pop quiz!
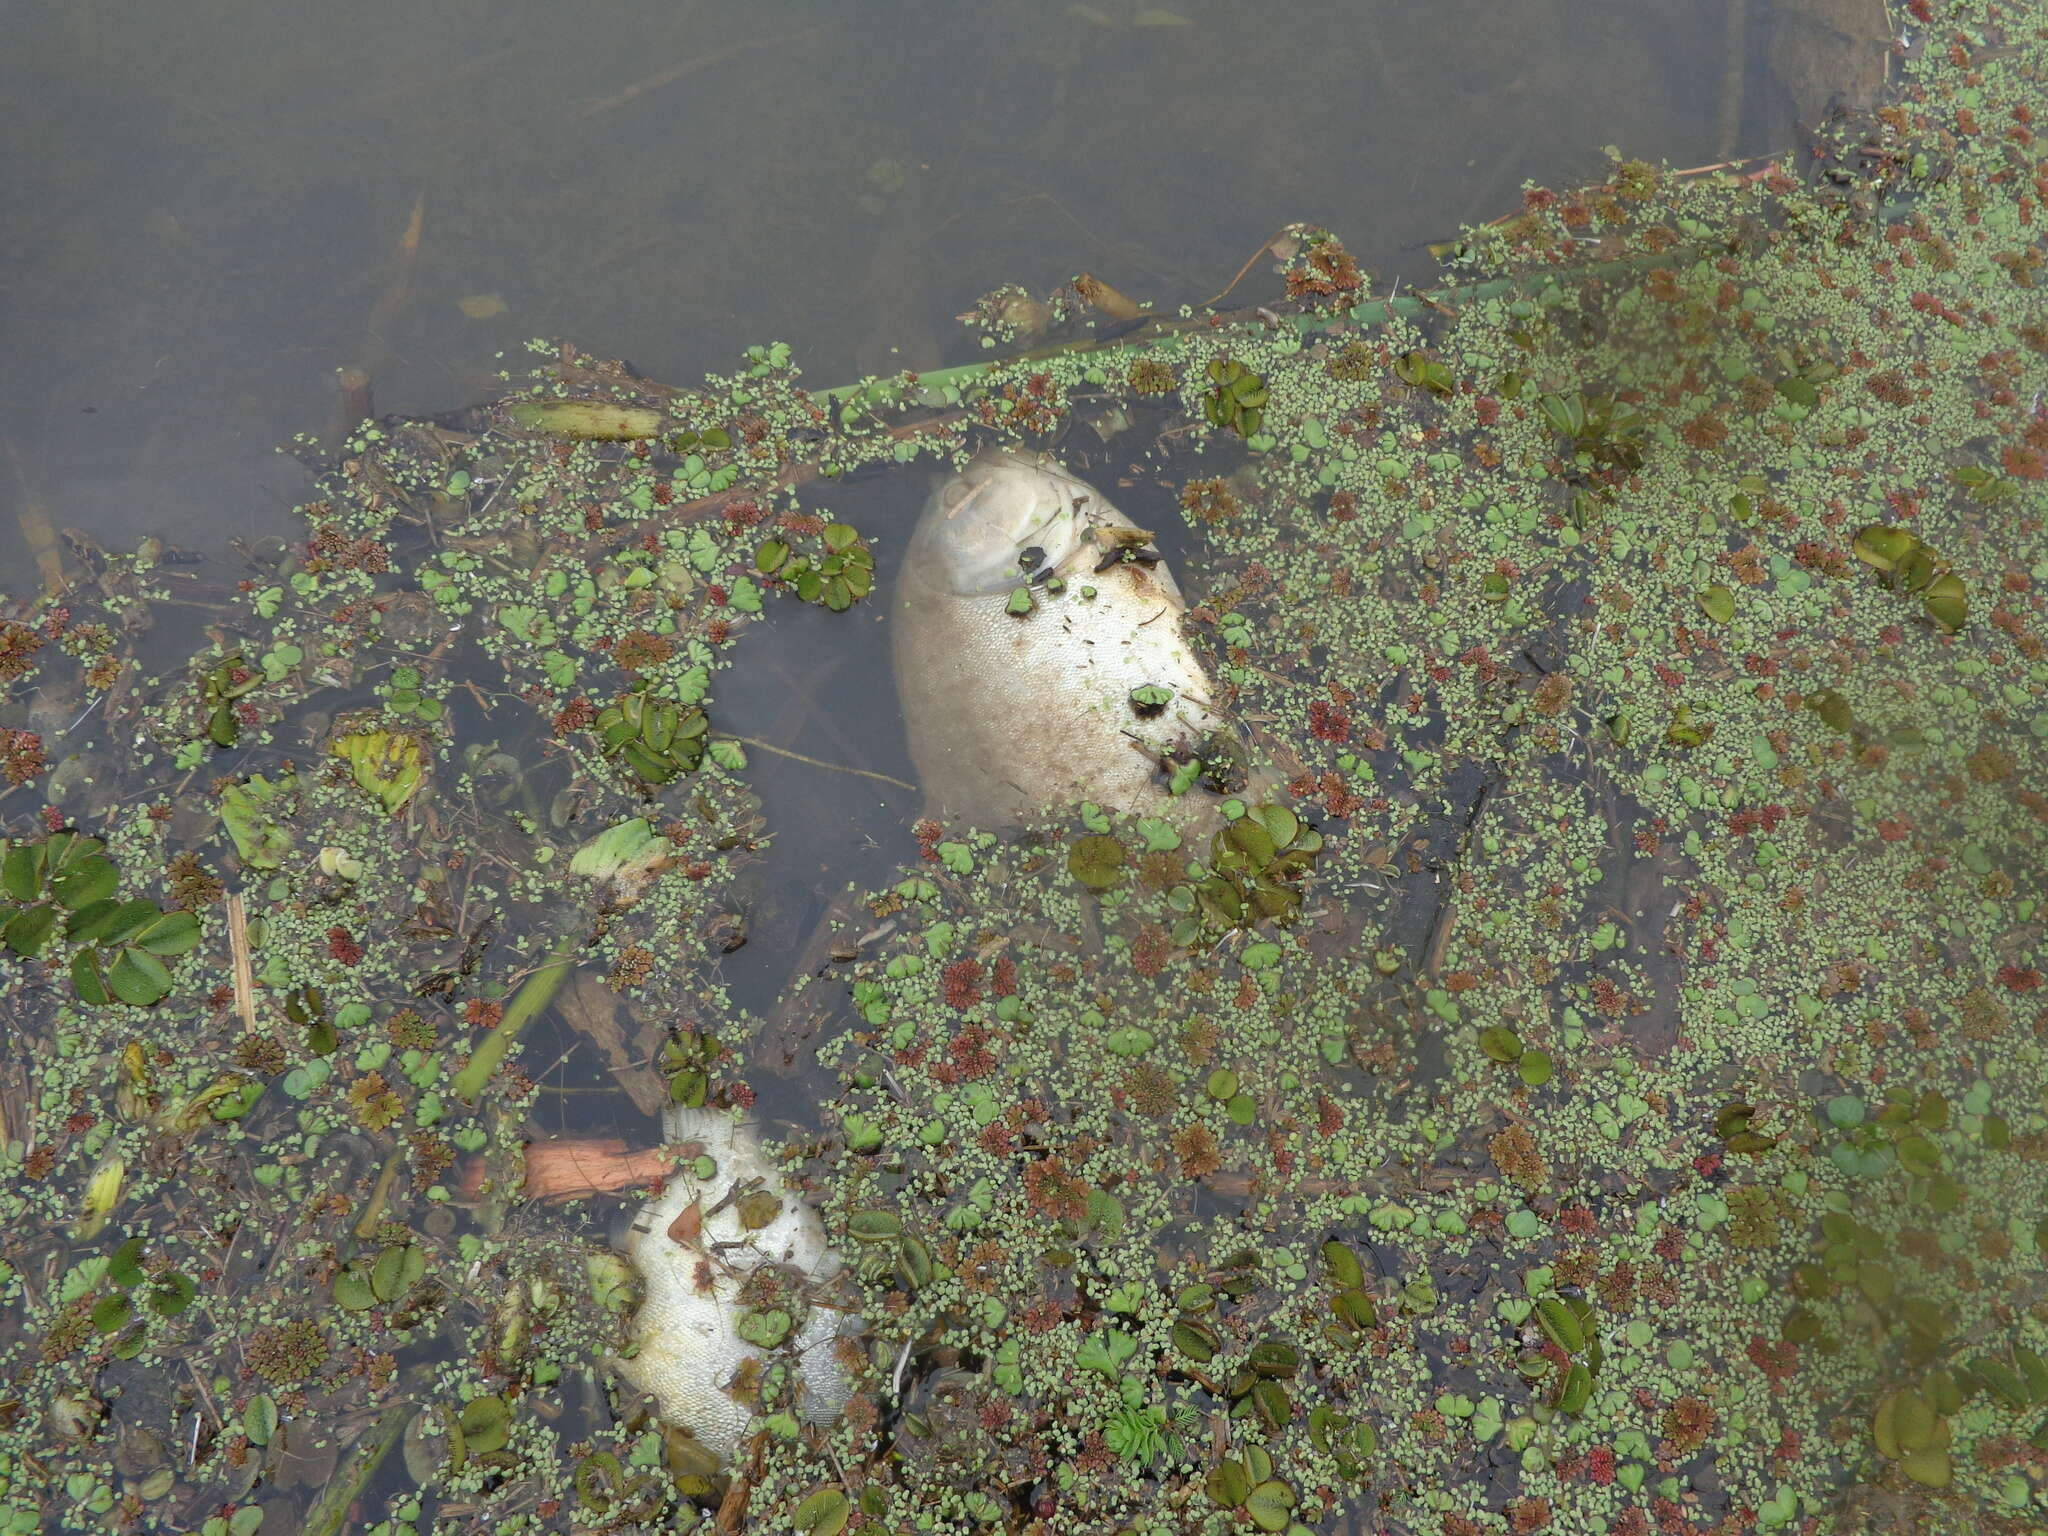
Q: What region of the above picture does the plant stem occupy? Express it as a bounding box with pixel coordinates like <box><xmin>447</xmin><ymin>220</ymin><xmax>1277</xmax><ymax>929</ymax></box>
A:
<box><xmin>450</xmin><ymin>931</ymin><xmax>582</xmax><ymax>1102</ymax></box>
<box><xmin>300</xmin><ymin>1397</ymin><xmax>414</xmax><ymax>1536</ymax></box>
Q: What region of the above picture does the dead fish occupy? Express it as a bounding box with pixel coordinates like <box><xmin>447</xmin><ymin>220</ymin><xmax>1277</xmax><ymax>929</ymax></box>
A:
<box><xmin>892</xmin><ymin>447</ymin><xmax>1246</xmax><ymax>828</ymax></box>
<box><xmin>615</xmin><ymin>1105</ymin><xmax>852</xmax><ymax>1460</ymax></box>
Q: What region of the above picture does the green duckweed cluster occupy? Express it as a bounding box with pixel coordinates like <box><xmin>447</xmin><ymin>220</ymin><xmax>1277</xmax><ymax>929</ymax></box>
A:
<box><xmin>0</xmin><ymin>2</ymin><xmax>2043</xmax><ymax>1533</ymax></box>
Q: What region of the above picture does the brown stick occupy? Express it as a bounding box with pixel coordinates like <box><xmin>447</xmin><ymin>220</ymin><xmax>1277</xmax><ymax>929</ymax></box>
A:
<box><xmin>1198</xmin><ymin>226</ymin><xmax>1293</xmax><ymax>309</ymax></box>
<box><xmin>226</xmin><ymin>891</ymin><xmax>258</xmax><ymax>1033</ymax></box>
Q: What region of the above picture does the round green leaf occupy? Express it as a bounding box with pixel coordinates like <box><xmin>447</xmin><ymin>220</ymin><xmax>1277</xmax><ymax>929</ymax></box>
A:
<box><xmin>371</xmin><ymin>1244</ymin><xmax>425</xmax><ymax>1303</ymax></box>
<box><xmin>107</xmin><ymin>947</ymin><xmax>174</xmax><ymax>1007</ymax></box>
<box><xmin>50</xmin><ymin>854</ymin><xmax>118</xmax><ymax>910</ymax></box>
<box><xmin>793</xmin><ymin>1488</ymin><xmax>850</xmax><ymax>1536</ymax></box>
<box><xmin>136</xmin><ymin>909</ymin><xmax>203</xmax><ymax>957</ymax></box>
<box><xmin>3</xmin><ymin>904</ymin><xmax>59</xmax><ymax>958</ymax></box>
<box><xmin>1244</xmin><ymin>1479</ymin><xmax>1295</xmax><ymax>1532</ymax></box>
<box><xmin>458</xmin><ymin>1395</ymin><xmax>511</xmax><ymax>1454</ymax></box>
<box><xmin>1067</xmin><ymin>835</ymin><xmax>1126</xmax><ymax>890</ymax></box>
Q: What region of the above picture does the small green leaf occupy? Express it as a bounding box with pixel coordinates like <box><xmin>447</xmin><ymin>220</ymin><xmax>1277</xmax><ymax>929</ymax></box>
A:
<box><xmin>50</xmin><ymin>855</ymin><xmax>118</xmax><ymax>910</ymax></box>
<box><xmin>107</xmin><ymin>947</ymin><xmax>174</xmax><ymax>1007</ymax></box>
<box><xmin>1322</xmin><ymin>1240</ymin><xmax>1365</xmax><ymax>1290</ymax></box>
<box><xmin>1536</xmin><ymin>1297</ymin><xmax>1584</xmax><ymax>1353</ymax></box>
<box><xmin>1205</xmin><ymin>1460</ymin><xmax>1249</xmax><ymax>1508</ymax></box>
<box><xmin>1477</xmin><ymin>1026</ymin><xmax>1524</xmax><ymax>1063</ymax></box>
<box><xmin>147</xmin><ymin>1271</ymin><xmax>197</xmax><ymax>1317</ymax></box>
<box><xmin>847</xmin><ymin>1210</ymin><xmax>902</xmax><ymax>1243</ymax></box>
<box><xmin>3</xmin><ymin>904</ymin><xmax>58</xmax><ymax>957</ymax></box>
<box><xmin>333</xmin><ymin>1266</ymin><xmax>376</xmax><ymax>1312</ymax></box>
<box><xmin>1698</xmin><ymin>585</ymin><xmax>1735</xmax><ymax>623</ymax></box>
<box><xmin>371</xmin><ymin>1244</ymin><xmax>425</xmax><ymax>1303</ymax></box>
<box><xmin>135</xmin><ymin>909</ymin><xmax>203</xmax><ymax>957</ymax></box>
<box><xmin>792</xmin><ymin>1488</ymin><xmax>851</xmax><ymax>1536</ymax></box>
<box><xmin>2</xmin><ymin>843</ymin><xmax>45</xmax><ymax>901</ymax></box>
<box><xmin>1556</xmin><ymin>1362</ymin><xmax>1593</xmax><ymax>1415</ymax></box>
<box><xmin>244</xmin><ymin>1393</ymin><xmax>279</xmax><ymax>1447</ymax></box>
<box><xmin>1244</xmin><ymin>1479</ymin><xmax>1295</xmax><ymax>1532</ymax></box>
<box><xmin>458</xmin><ymin>1395</ymin><xmax>511</xmax><ymax>1454</ymax></box>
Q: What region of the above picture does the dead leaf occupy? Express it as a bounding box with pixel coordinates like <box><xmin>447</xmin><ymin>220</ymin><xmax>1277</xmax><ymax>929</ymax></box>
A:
<box><xmin>559</xmin><ymin>972</ymin><xmax>668</xmax><ymax>1115</ymax></box>
<box><xmin>666</xmin><ymin>1196</ymin><xmax>704</xmax><ymax>1245</ymax></box>
<box><xmin>458</xmin><ymin>293</ymin><xmax>509</xmax><ymax>320</ymax></box>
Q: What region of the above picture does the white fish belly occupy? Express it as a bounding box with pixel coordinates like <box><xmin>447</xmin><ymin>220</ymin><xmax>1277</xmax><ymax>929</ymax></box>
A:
<box><xmin>616</xmin><ymin>1111</ymin><xmax>852</xmax><ymax>1459</ymax></box>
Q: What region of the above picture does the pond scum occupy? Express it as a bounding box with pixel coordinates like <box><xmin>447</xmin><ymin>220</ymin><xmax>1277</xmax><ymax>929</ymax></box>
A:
<box><xmin>2</xmin><ymin>4</ymin><xmax>2046</xmax><ymax>1534</ymax></box>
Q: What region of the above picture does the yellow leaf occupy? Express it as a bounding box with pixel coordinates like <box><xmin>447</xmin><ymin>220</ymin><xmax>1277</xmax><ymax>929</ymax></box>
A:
<box><xmin>75</xmin><ymin>1155</ymin><xmax>126</xmax><ymax>1239</ymax></box>
<box><xmin>332</xmin><ymin>729</ymin><xmax>426</xmax><ymax>815</ymax></box>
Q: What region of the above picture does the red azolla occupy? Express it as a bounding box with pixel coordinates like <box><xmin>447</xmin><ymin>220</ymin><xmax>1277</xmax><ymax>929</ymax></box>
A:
<box><xmin>463</xmin><ymin>998</ymin><xmax>503</xmax><ymax>1030</ymax></box>
<box><xmin>1307</xmin><ymin>699</ymin><xmax>1352</xmax><ymax>743</ymax></box>
<box><xmin>1021</xmin><ymin>1156</ymin><xmax>1089</xmax><ymax>1221</ymax></box>
<box><xmin>941</xmin><ymin>958</ymin><xmax>984</xmax><ymax>1009</ymax></box>
<box><xmin>1558</xmin><ymin>1204</ymin><xmax>1596</xmax><ymax>1236</ymax></box>
<box><xmin>948</xmin><ymin>1023</ymin><xmax>998</xmax><ymax>1080</ymax></box>
<box><xmin>991</xmin><ymin>955</ymin><xmax>1017</xmax><ymax>996</ymax></box>
<box><xmin>1877</xmin><ymin>818</ymin><xmax>1912</xmax><ymax>842</ymax></box>
<box><xmin>1317</xmin><ymin>1096</ymin><xmax>1344</xmax><ymax>1136</ymax></box>
<box><xmin>1996</xmin><ymin>965</ymin><xmax>2043</xmax><ymax>992</ymax></box>
<box><xmin>326</xmin><ymin>927</ymin><xmax>363</xmax><ymax>965</ymax></box>
<box><xmin>1746</xmin><ymin>1335</ymin><xmax>1799</xmax><ymax>1381</ymax></box>
<box><xmin>1585</xmin><ymin>1446</ymin><xmax>1615</xmax><ymax>1485</ymax></box>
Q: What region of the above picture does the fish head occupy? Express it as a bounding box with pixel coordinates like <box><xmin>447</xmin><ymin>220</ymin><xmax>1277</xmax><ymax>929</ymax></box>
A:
<box><xmin>914</xmin><ymin>448</ymin><xmax>1164</xmax><ymax>596</ymax></box>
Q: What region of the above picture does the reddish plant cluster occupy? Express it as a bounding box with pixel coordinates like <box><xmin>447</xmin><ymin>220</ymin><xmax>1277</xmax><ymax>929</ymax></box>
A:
<box><xmin>941</xmin><ymin>958</ymin><xmax>984</xmax><ymax>1009</ymax></box>
<box><xmin>0</xmin><ymin>621</ymin><xmax>44</xmax><ymax>683</ymax></box>
<box><xmin>1284</xmin><ymin>235</ymin><xmax>1364</xmax><ymax>300</ymax></box>
<box><xmin>551</xmin><ymin>697</ymin><xmax>597</xmax><ymax>736</ymax></box>
<box><xmin>947</xmin><ymin>1023</ymin><xmax>998</xmax><ymax>1080</ymax></box>
<box><xmin>1021</xmin><ymin>1154</ymin><xmax>1090</xmax><ymax>1222</ymax></box>
<box><xmin>1307</xmin><ymin>699</ymin><xmax>1352</xmax><ymax>743</ymax></box>
<box><xmin>721</xmin><ymin>498</ymin><xmax>767</xmax><ymax>534</ymax></box>
<box><xmin>1724</xmin><ymin>804</ymin><xmax>1787</xmax><ymax>837</ymax></box>
<box><xmin>305</xmin><ymin>523</ymin><xmax>391</xmax><ymax>574</ymax></box>
<box><xmin>326</xmin><ymin>927</ymin><xmax>364</xmax><ymax>965</ymax></box>
<box><xmin>0</xmin><ymin>728</ymin><xmax>45</xmax><ymax>786</ymax></box>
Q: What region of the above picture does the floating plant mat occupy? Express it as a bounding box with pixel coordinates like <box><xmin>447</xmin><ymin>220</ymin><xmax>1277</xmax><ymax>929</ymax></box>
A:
<box><xmin>2</xmin><ymin>6</ymin><xmax>2047</xmax><ymax>1534</ymax></box>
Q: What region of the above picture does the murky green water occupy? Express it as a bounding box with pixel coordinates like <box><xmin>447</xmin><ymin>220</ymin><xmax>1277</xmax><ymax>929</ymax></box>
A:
<box><xmin>2</xmin><ymin>0</ymin><xmax>1751</xmax><ymax>566</ymax></box>
<box><xmin>15</xmin><ymin>4</ymin><xmax>2023</xmax><ymax>1535</ymax></box>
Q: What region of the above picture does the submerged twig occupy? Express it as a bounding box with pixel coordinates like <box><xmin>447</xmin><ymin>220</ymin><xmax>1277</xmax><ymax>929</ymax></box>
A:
<box><xmin>1198</xmin><ymin>225</ymin><xmax>1293</xmax><ymax>309</ymax></box>
<box><xmin>723</xmin><ymin>735</ymin><xmax>916</xmax><ymax>795</ymax></box>
<box><xmin>572</xmin><ymin>25</ymin><xmax>834</xmax><ymax>119</ymax></box>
